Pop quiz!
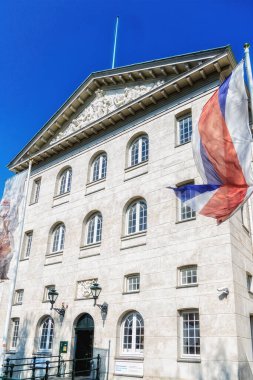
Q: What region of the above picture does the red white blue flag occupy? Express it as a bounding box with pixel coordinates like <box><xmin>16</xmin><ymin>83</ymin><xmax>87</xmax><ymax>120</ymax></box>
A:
<box><xmin>170</xmin><ymin>61</ymin><xmax>253</xmax><ymax>224</ymax></box>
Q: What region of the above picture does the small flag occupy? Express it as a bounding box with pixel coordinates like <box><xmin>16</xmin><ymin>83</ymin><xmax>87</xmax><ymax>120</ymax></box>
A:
<box><xmin>170</xmin><ymin>61</ymin><xmax>253</xmax><ymax>224</ymax></box>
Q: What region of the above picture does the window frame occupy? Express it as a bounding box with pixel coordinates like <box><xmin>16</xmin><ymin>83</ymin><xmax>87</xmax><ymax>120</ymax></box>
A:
<box><xmin>179</xmin><ymin>310</ymin><xmax>200</xmax><ymax>359</ymax></box>
<box><xmin>126</xmin><ymin>199</ymin><xmax>147</xmax><ymax>236</ymax></box>
<box><xmin>120</xmin><ymin>312</ymin><xmax>144</xmax><ymax>357</ymax></box>
<box><xmin>86</xmin><ymin>213</ymin><xmax>103</xmax><ymax>245</ymax></box>
<box><xmin>58</xmin><ymin>168</ymin><xmax>72</xmax><ymax>195</ymax></box>
<box><xmin>247</xmin><ymin>273</ymin><xmax>253</xmax><ymax>294</ymax></box>
<box><xmin>128</xmin><ymin>135</ymin><xmax>149</xmax><ymax>168</ymax></box>
<box><xmin>176</xmin><ymin>181</ymin><xmax>196</xmax><ymax>222</ymax></box>
<box><xmin>10</xmin><ymin>318</ymin><xmax>20</xmax><ymax>350</ymax></box>
<box><xmin>51</xmin><ymin>224</ymin><xmax>65</xmax><ymax>253</ymax></box>
<box><xmin>23</xmin><ymin>231</ymin><xmax>33</xmax><ymax>259</ymax></box>
<box><xmin>91</xmin><ymin>153</ymin><xmax>107</xmax><ymax>183</ymax></box>
<box><xmin>30</xmin><ymin>178</ymin><xmax>41</xmax><ymax>204</ymax></box>
<box><xmin>177</xmin><ymin>114</ymin><xmax>192</xmax><ymax>146</ymax></box>
<box><xmin>39</xmin><ymin>317</ymin><xmax>54</xmax><ymax>352</ymax></box>
<box><xmin>125</xmin><ymin>274</ymin><xmax>140</xmax><ymax>293</ymax></box>
<box><xmin>178</xmin><ymin>266</ymin><xmax>198</xmax><ymax>287</ymax></box>
<box><xmin>14</xmin><ymin>289</ymin><xmax>24</xmax><ymax>305</ymax></box>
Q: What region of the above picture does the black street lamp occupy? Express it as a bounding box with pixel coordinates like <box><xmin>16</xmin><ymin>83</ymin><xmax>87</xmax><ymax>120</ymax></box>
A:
<box><xmin>90</xmin><ymin>282</ymin><xmax>108</xmax><ymax>318</ymax></box>
<box><xmin>48</xmin><ymin>289</ymin><xmax>68</xmax><ymax>317</ymax></box>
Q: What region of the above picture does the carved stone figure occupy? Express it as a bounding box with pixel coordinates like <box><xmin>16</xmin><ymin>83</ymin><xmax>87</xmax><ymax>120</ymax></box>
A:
<box><xmin>50</xmin><ymin>80</ymin><xmax>165</xmax><ymax>144</ymax></box>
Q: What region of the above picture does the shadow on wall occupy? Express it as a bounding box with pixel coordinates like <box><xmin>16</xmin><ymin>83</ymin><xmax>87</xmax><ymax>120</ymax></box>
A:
<box><xmin>174</xmin><ymin>341</ymin><xmax>253</xmax><ymax>380</ymax></box>
<box><xmin>93</xmin><ymin>346</ymin><xmax>110</xmax><ymax>380</ymax></box>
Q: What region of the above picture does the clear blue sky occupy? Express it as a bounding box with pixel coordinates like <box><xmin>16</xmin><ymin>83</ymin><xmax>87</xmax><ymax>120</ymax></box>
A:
<box><xmin>0</xmin><ymin>0</ymin><xmax>252</xmax><ymax>197</ymax></box>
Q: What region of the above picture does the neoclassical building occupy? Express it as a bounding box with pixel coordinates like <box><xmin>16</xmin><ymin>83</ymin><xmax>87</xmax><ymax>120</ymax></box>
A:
<box><xmin>2</xmin><ymin>46</ymin><xmax>253</xmax><ymax>380</ymax></box>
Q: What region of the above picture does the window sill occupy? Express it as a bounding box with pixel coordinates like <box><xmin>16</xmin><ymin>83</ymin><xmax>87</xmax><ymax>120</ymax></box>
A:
<box><xmin>122</xmin><ymin>291</ymin><xmax>140</xmax><ymax>295</ymax></box>
<box><xmin>115</xmin><ymin>356</ymin><xmax>144</xmax><ymax>361</ymax></box>
<box><xmin>20</xmin><ymin>257</ymin><xmax>29</xmax><ymax>262</ymax></box>
<box><xmin>176</xmin><ymin>284</ymin><xmax>198</xmax><ymax>289</ymax></box>
<box><xmin>13</xmin><ymin>303</ymin><xmax>22</xmax><ymax>306</ymax></box>
<box><xmin>124</xmin><ymin>162</ymin><xmax>148</xmax><ymax>182</ymax></box>
<box><xmin>45</xmin><ymin>251</ymin><xmax>63</xmax><ymax>266</ymax></box>
<box><xmin>120</xmin><ymin>232</ymin><xmax>147</xmax><ymax>251</ymax></box>
<box><xmin>175</xmin><ymin>140</ymin><xmax>191</xmax><ymax>148</ymax></box>
<box><xmin>79</xmin><ymin>244</ymin><xmax>101</xmax><ymax>259</ymax></box>
<box><xmin>80</xmin><ymin>243</ymin><xmax>101</xmax><ymax>250</ymax></box>
<box><xmin>121</xmin><ymin>231</ymin><xmax>147</xmax><ymax>241</ymax></box>
<box><xmin>7</xmin><ymin>350</ymin><xmax>17</xmax><ymax>354</ymax></box>
<box><xmin>177</xmin><ymin>357</ymin><xmax>201</xmax><ymax>363</ymax></box>
<box><xmin>52</xmin><ymin>193</ymin><xmax>70</xmax><ymax>208</ymax></box>
<box><xmin>86</xmin><ymin>179</ymin><xmax>106</xmax><ymax>196</ymax></box>
<box><xmin>29</xmin><ymin>201</ymin><xmax>39</xmax><ymax>206</ymax></box>
<box><xmin>176</xmin><ymin>217</ymin><xmax>196</xmax><ymax>224</ymax></box>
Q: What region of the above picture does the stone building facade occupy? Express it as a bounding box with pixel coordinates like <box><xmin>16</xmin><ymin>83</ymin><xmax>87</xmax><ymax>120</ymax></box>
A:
<box><xmin>2</xmin><ymin>46</ymin><xmax>253</xmax><ymax>380</ymax></box>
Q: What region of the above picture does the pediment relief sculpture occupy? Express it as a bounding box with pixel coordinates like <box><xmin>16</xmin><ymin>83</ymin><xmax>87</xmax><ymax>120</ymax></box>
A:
<box><xmin>50</xmin><ymin>80</ymin><xmax>164</xmax><ymax>144</ymax></box>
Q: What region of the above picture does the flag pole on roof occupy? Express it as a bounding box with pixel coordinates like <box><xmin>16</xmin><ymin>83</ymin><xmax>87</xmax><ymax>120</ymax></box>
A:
<box><xmin>244</xmin><ymin>43</ymin><xmax>253</xmax><ymax>124</ymax></box>
<box><xmin>112</xmin><ymin>16</ymin><xmax>119</xmax><ymax>69</ymax></box>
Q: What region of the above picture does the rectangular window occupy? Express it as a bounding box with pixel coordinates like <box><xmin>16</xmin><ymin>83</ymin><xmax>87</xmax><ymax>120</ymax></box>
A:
<box><xmin>177</xmin><ymin>183</ymin><xmax>196</xmax><ymax>222</ymax></box>
<box><xmin>178</xmin><ymin>115</ymin><xmax>192</xmax><ymax>145</ymax></box>
<box><xmin>242</xmin><ymin>204</ymin><xmax>250</xmax><ymax>232</ymax></box>
<box><xmin>180</xmin><ymin>266</ymin><xmax>198</xmax><ymax>286</ymax></box>
<box><xmin>14</xmin><ymin>289</ymin><xmax>24</xmax><ymax>305</ymax></box>
<box><xmin>22</xmin><ymin>231</ymin><xmax>33</xmax><ymax>259</ymax></box>
<box><xmin>43</xmin><ymin>285</ymin><xmax>55</xmax><ymax>302</ymax></box>
<box><xmin>180</xmin><ymin>310</ymin><xmax>200</xmax><ymax>357</ymax></box>
<box><xmin>10</xmin><ymin>319</ymin><xmax>20</xmax><ymax>350</ymax></box>
<box><xmin>31</xmin><ymin>178</ymin><xmax>41</xmax><ymax>204</ymax></box>
<box><xmin>247</xmin><ymin>273</ymin><xmax>253</xmax><ymax>293</ymax></box>
<box><xmin>125</xmin><ymin>274</ymin><xmax>140</xmax><ymax>293</ymax></box>
<box><xmin>250</xmin><ymin>315</ymin><xmax>253</xmax><ymax>356</ymax></box>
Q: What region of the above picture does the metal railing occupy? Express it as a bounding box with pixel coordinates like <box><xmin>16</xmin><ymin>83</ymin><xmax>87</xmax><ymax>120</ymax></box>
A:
<box><xmin>2</xmin><ymin>354</ymin><xmax>101</xmax><ymax>380</ymax></box>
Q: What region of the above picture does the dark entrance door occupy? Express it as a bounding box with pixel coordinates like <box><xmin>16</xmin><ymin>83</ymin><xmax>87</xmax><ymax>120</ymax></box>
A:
<box><xmin>74</xmin><ymin>314</ymin><xmax>94</xmax><ymax>377</ymax></box>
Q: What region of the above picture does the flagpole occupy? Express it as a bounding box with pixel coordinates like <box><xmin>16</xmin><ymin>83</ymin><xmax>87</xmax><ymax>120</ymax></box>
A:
<box><xmin>244</xmin><ymin>43</ymin><xmax>253</xmax><ymax>244</ymax></box>
<box><xmin>112</xmin><ymin>16</ymin><xmax>119</xmax><ymax>69</ymax></box>
<box><xmin>0</xmin><ymin>159</ymin><xmax>32</xmax><ymax>375</ymax></box>
<box><xmin>244</xmin><ymin>43</ymin><xmax>253</xmax><ymax>117</ymax></box>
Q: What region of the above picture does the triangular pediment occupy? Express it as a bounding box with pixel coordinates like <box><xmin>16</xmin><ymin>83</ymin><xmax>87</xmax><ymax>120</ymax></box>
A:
<box><xmin>8</xmin><ymin>46</ymin><xmax>236</xmax><ymax>172</ymax></box>
<box><xmin>50</xmin><ymin>80</ymin><xmax>165</xmax><ymax>144</ymax></box>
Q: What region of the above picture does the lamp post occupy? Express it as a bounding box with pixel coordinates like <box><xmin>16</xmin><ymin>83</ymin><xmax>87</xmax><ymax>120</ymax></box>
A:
<box><xmin>90</xmin><ymin>282</ymin><xmax>108</xmax><ymax>319</ymax></box>
<box><xmin>48</xmin><ymin>289</ymin><xmax>68</xmax><ymax>317</ymax></box>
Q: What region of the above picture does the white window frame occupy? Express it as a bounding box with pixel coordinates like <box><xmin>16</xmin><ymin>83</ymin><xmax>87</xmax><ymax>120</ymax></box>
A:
<box><xmin>39</xmin><ymin>317</ymin><xmax>54</xmax><ymax>352</ymax></box>
<box><xmin>180</xmin><ymin>310</ymin><xmax>200</xmax><ymax>359</ymax></box>
<box><xmin>121</xmin><ymin>312</ymin><xmax>144</xmax><ymax>356</ymax></box>
<box><xmin>31</xmin><ymin>178</ymin><xmax>41</xmax><ymax>204</ymax></box>
<box><xmin>59</xmin><ymin>168</ymin><xmax>72</xmax><ymax>195</ymax></box>
<box><xmin>43</xmin><ymin>285</ymin><xmax>55</xmax><ymax>302</ymax></box>
<box><xmin>10</xmin><ymin>318</ymin><xmax>20</xmax><ymax>350</ymax></box>
<box><xmin>51</xmin><ymin>224</ymin><xmax>65</xmax><ymax>253</ymax></box>
<box><xmin>23</xmin><ymin>231</ymin><xmax>33</xmax><ymax>259</ymax></box>
<box><xmin>91</xmin><ymin>154</ymin><xmax>107</xmax><ymax>182</ymax></box>
<box><xmin>86</xmin><ymin>213</ymin><xmax>103</xmax><ymax>245</ymax></box>
<box><xmin>125</xmin><ymin>274</ymin><xmax>140</xmax><ymax>293</ymax></box>
<box><xmin>15</xmin><ymin>289</ymin><xmax>24</xmax><ymax>305</ymax></box>
<box><xmin>129</xmin><ymin>136</ymin><xmax>149</xmax><ymax>167</ymax></box>
<box><xmin>177</xmin><ymin>114</ymin><xmax>192</xmax><ymax>145</ymax></box>
<box><xmin>179</xmin><ymin>266</ymin><xmax>198</xmax><ymax>286</ymax></box>
<box><xmin>177</xmin><ymin>183</ymin><xmax>196</xmax><ymax>222</ymax></box>
<box><xmin>247</xmin><ymin>273</ymin><xmax>253</xmax><ymax>293</ymax></box>
<box><xmin>126</xmin><ymin>200</ymin><xmax>147</xmax><ymax>235</ymax></box>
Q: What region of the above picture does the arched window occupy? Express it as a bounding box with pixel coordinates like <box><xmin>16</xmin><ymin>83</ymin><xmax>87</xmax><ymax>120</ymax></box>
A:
<box><xmin>87</xmin><ymin>213</ymin><xmax>103</xmax><ymax>245</ymax></box>
<box><xmin>52</xmin><ymin>224</ymin><xmax>65</xmax><ymax>252</ymax></box>
<box><xmin>126</xmin><ymin>200</ymin><xmax>147</xmax><ymax>235</ymax></box>
<box><xmin>39</xmin><ymin>317</ymin><xmax>54</xmax><ymax>351</ymax></box>
<box><xmin>129</xmin><ymin>136</ymin><xmax>149</xmax><ymax>167</ymax></box>
<box><xmin>91</xmin><ymin>154</ymin><xmax>107</xmax><ymax>182</ymax></box>
<box><xmin>59</xmin><ymin>168</ymin><xmax>72</xmax><ymax>195</ymax></box>
<box><xmin>121</xmin><ymin>312</ymin><xmax>144</xmax><ymax>355</ymax></box>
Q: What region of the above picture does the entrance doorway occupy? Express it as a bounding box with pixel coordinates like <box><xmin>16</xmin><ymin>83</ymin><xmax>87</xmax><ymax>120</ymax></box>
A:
<box><xmin>74</xmin><ymin>314</ymin><xmax>94</xmax><ymax>377</ymax></box>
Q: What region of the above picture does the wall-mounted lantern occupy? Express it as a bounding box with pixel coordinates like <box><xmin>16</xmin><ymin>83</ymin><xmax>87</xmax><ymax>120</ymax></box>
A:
<box><xmin>90</xmin><ymin>282</ymin><xmax>108</xmax><ymax>319</ymax></box>
<box><xmin>48</xmin><ymin>288</ymin><xmax>68</xmax><ymax>317</ymax></box>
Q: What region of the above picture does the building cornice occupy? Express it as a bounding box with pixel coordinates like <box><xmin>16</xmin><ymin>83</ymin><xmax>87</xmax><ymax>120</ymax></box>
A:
<box><xmin>8</xmin><ymin>46</ymin><xmax>236</xmax><ymax>172</ymax></box>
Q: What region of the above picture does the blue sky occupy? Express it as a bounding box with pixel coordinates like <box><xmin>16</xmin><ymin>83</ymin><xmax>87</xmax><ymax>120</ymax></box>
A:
<box><xmin>0</xmin><ymin>0</ymin><xmax>252</xmax><ymax>196</ymax></box>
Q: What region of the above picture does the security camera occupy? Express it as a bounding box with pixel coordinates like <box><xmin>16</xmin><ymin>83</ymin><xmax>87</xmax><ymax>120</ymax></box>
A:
<box><xmin>217</xmin><ymin>287</ymin><xmax>229</xmax><ymax>297</ymax></box>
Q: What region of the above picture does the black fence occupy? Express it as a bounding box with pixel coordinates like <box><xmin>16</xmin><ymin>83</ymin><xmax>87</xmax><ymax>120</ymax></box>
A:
<box><xmin>2</xmin><ymin>354</ymin><xmax>101</xmax><ymax>380</ymax></box>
